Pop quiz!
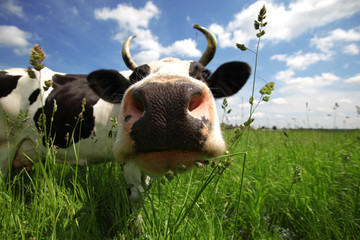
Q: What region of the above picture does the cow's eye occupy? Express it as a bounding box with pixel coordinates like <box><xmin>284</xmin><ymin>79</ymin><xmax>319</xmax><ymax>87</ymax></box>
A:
<box><xmin>129</xmin><ymin>65</ymin><xmax>150</xmax><ymax>84</ymax></box>
<box><xmin>201</xmin><ymin>69</ymin><xmax>211</xmax><ymax>80</ymax></box>
<box><xmin>189</xmin><ymin>62</ymin><xmax>211</xmax><ymax>81</ymax></box>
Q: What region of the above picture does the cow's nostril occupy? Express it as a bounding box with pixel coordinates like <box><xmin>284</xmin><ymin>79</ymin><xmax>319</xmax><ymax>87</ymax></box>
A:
<box><xmin>127</xmin><ymin>89</ymin><xmax>146</xmax><ymax>121</ymax></box>
<box><xmin>188</xmin><ymin>94</ymin><xmax>203</xmax><ymax>112</ymax></box>
<box><xmin>133</xmin><ymin>97</ymin><xmax>144</xmax><ymax>113</ymax></box>
<box><xmin>131</xmin><ymin>89</ymin><xmax>146</xmax><ymax>116</ymax></box>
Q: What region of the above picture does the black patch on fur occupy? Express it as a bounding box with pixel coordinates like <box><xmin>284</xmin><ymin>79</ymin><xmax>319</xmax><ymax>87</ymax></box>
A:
<box><xmin>207</xmin><ymin>61</ymin><xmax>251</xmax><ymax>98</ymax></box>
<box><xmin>87</xmin><ymin>69</ymin><xmax>131</xmax><ymax>103</ymax></box>
<box><xmin>34</xmin><ymin>74</ymin><xmax>99</xmax><ymax>148</ymax></box>
<box><xmin>130</xmin><ymin>82</ymin><xmax>208</xmax><ymax>152</ymax></box>
<box><xmin>28</xmin><ymin>88</ymin><xmax>40</xmax><ymax>105</ymax></box>
<box><xmin>52</xmin><ymin>74</ymin><xmax>81</xmax><ymax>85</ymax></box>
<box><xmin>129</xmin><ymin>65</ymin><xmax>150</xmax><ymax>84</ymax></box>
<box><xmin>0</xmin><ymin>71</ymin><xmax>21</xmax><ymax>98</ymax></box>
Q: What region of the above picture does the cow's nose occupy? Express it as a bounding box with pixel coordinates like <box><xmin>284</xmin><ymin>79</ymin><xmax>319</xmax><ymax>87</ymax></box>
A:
<box><xmin>124</xmin><ymin>81</ymin><xmax>209</xmax><ymax>152</ymax></box>
<box><xmin>131</xmin><ymin>82</ymin><xmax>204</xmax><ymax>115</ymax></box>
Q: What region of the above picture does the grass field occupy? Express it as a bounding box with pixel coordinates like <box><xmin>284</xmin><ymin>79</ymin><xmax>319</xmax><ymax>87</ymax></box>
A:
<box><xmin>0</xmin><ymin>128</ymin><xmax>359</xmax><ymax>239</ymax></box>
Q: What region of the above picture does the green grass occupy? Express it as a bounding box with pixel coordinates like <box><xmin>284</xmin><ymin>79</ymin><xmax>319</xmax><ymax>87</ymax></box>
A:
<box><xmin>4</xmin><ymin>7</ymin><xmax>358</xmax><ymax>239</ymax></box>
<box><xmin>1</xmin><ymin>129</ymin><xmax>359</xmax><ymax>239</ymax></box>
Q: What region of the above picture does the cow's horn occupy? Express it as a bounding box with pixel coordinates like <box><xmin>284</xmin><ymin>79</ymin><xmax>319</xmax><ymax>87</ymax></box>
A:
<box><xmin>122</xmin><ymin>35</ymin><xmax>138</xmax><ymax>70</ymax></box>
<box><xmin>193</xmin><ymin>24</ymin><xmax>217</xmax><ymax>67</ymax></box>
<box><xmin>122</xmin><ymin>25</ymin><xmax>217</xmax><ymax>70</ymax></box>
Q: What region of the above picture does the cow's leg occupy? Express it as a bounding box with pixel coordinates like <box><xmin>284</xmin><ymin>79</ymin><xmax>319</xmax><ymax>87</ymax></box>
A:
<box><xmin>123</xmin><ymin>161</ymin><xmax>145</xmax><ymax>204</ymax></box>
<box><xmin>13</xmin><ymin>138</ymin><xmax>36</xmax><ymax>171</ymax></box>
<box><xmin>0</xmin><ymin>137</ymin><xmax>36</xmax><ymax>179</ymax></box>
<box><xmin>0</xmin><ymin>142</ymin><xmax>10</xmax><ymax>179</ymax></box>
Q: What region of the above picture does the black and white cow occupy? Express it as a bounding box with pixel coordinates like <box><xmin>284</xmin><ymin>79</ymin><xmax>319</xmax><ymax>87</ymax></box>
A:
<box><xmin>0</xmin><ymin>25</ymin><xmax>250</xmax><ymax>201</ymax></box>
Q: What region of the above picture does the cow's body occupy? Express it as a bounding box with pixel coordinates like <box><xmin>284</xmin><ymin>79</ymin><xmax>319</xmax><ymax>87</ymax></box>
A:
<box><xmin>0</xmin><ymin>67</ymin><xmax>122</xmax><ymax>168</ymax></box>
<box><xmin>0</xmin><ymin>25</ymin><xmax>250</xmax><ymax>202</ymax></box>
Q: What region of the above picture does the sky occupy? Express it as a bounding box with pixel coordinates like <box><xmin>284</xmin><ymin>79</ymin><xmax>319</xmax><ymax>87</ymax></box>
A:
<box><xmin>0</xmin><ymin>0</ymin><xmax>359</xmax><ymax>129</ymax></box>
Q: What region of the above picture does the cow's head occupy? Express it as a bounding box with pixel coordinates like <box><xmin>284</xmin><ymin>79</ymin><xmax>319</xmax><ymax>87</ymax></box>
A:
<box><xmin>87</xmin><ymin>25</ymin><xmax>250</xmax><ymax>176</ymax></box>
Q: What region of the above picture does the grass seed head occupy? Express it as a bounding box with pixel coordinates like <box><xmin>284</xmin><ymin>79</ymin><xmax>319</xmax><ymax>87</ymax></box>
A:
<box><xmin>26</xmin><ymin>67</ymin><xmax>36</xmax><ymax>79</ymax></box>
<box><xmin>177</xmin><ymin>165</ymin><xmax>187</xmax><ymax>173</ymax></box>
<box><xmin>254</xmin><ymin>20</ymin><xmax>260</xmax><ymax>30</ymax></box>
<box><xmin>259</xmin><ymin>81</ymin><xmax>275</xmax><ymax>102</ymax></box>
<box><xmin>249</xmin><ymin>96</ymin><xmax>254</xmax><ymax>104</ymax></box>
<box><xmin>29</xmin><ymin>44</ymin><xmax>46</xmax><ymax>71</ymax></box>
<box><xmin>292</xmin><ymin>165</ymin><xmax>303</xmax><ymax>184</ymax></box>
<box><xmin>259</xmin><ymin>86</ymin><xmax>267</xmax><ymax>95</ymax></box>
<box><xmin>236</xmin><ymin>43</ymin><xmax>248</xmax><ymax>51</ymax></box>
<box><xmin>244</xmin><ymin>118</ymin><xmax>255</xmax><ymax>127</ymax></box>
<box><xmin>222</xmin><ymin>98</ymin><xmax>228</xmax><ymax>109</ymax></box>
<box><xmin>43</xmin><ymin>79</ymin><xmax>53</xmax><ymax>91</ymax></box>
<box><xmin>259</xmin><ymin>5</ymin><xmax>267</xmax><ymax>20</ymax></box>
<box><xmin>195</xmin><ymin>159</ymin><xmax>210</xmax><ymax>168</ymax></box>
<box><xmin>52</xmin><ymin>99</ymin><xmax>57</xmax><ymax>113</ymax></box>
<box><xmin>165</xmin><ymin>170</ymin><xmax>174</xmax><ymax>181</ymax></box>
<box><xmin>256</xmin><ymin>30</ymin><xmax>266</xmax><ymax>38</ymax></box>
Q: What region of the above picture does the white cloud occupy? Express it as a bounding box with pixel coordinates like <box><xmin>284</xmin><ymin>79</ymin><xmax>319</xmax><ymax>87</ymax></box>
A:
<box><xmin>276</xmin><ymin>71</ymin><xmax>340</xmax><ymax>94</ymax></box>
<box><xmin>1</xmin><ymin>0</ymin><xmax>24</xmax><ymax>18</ymax></box>
<box><xmin>185</xmin><ymin>0</ymin><xmax>360</xmax><ymax>129</ymax></box>
<box><xmin>209</xmin><ymin>0</ymin><xmax>360</xmax><ymax>48</ymax></box>
<box><xmin>94</xmin><ymin>1</ymin><xmax>201</xmax><ymax>64</ymax></box>
<box><xmin>220</xmin><ymin>87</ymin><xmax>360</xmax><ymax>128</ymax></box>
<box><xmin>271</xmin><ymin>26</ymin><xmax>359</xmax><ymax>76</ymax></box>
<box><xmin>316</xmin><ymin>107</ymin><xmax>332</xmax><ymax>113</ymax></box>
<box><xmin>339</xmin><ymin>98</ymin><xmax>352</xmax><ymax>104</ymax></box>
<box><xmin>253</xmin><ymin>112</ymin><xmax>266</xmax><ymax>118</ymax></box>
<box><xmin>0</xmin><ymin>25</ymin><xmax>31</xmax><ymax>55</ymax></box>
<box><xmin>94</xmin><ymin>1</ymin><xmax>161</xmax><ymax>64</ymax></box>
<box><xmin>310</xmin><ymin>27</ymin><xmax>360</xmax><ymax>53</ymax></box>
<box><xmin>163</xmin><ymin>39</ymin><xmax>201</xmax><ymax>57</ymax></box>
<box><xmin>275</xmin><ymin>114</ymin><xmax>285</xmax><ymax>118</ymax></box>
<box><xmin>343</xmin><ymin>43</ymin><xmax>359</xmax><ymax>55</ymax></box>
<box><xmin>271</xmin><ymin>97</ymin><xmax>287</xmax><ymax>105</ymax></box>
<box><xmin>133</xmin><ymin>50</ymin><xmax>161</xmax><ymax>65</ymax></box>
<box><xmin>274</xmin><ymin>69</ymin><xmax>295</xmax><ymax>82</ymax></box>
<box><xmin>71</xmin><ymin>6</ymin><xmax>79</xmax><ymax>16</ymax></box>
<box><xmin>271</xmin><ymin>51</ymin><xmax>331</xmax><ymax>70</ymax></box>
<box><xmin>345</xmin><ymin>73</ymin><xmax>360</xmax><ymax>84</ymax></box>
<box><xmin>254</xmin><ymin>91</ymin><xmax>358</xmax><ymax>128</ymax></box>
<box><xmin>94</xmin><ymin>1</ymin><xmax>160</xmax><ymax>33</ymax></box>
<box><xmin>269</xmin><ymin>24</ymin><xmax>359</xmax><ymax>101</ymax></box>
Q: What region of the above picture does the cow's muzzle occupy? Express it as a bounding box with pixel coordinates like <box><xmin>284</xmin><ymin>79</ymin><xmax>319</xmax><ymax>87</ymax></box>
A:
<box><xmin>117</xmin><ymin>79</ymin><xmax>223</xmax><ymax>175</ymax></box>
<box><xmin>124</xmin><ymin>81</ymin><xmax>211</xmax><ymax>152</ymax></box>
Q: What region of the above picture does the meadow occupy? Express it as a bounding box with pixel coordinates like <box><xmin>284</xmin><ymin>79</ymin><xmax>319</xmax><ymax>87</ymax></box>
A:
<box><xmin>0</xmin><ymin>128</ymin><xmax>359</xmax><ymax>239</ymax></box>
<box><xmin>1</xmin><ymin>5</ymin><xmax>359</xmax><ymax>239</ymax></box>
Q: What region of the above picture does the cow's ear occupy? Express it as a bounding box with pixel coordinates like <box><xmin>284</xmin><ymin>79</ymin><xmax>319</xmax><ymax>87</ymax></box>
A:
<box><xmin>87</xmin><ymin>69</ymin><xmax>131</xmax><ymax>103</ymax></box>
<box><xmin>207</xmin><ymin>61</ymin><xmax>251</xmax><ymax>98</ymax></box>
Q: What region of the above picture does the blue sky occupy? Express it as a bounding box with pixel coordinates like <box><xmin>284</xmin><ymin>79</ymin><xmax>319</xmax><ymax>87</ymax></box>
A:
<box><xmin>1</xmin><ymin>0</ymin><xmax>359</xmax><ymax>129</ymax></box>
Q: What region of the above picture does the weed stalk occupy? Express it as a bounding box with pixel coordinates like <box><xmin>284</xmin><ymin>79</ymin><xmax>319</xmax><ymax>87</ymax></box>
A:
<box><xmin>232</xmin><ymin>5</ymin><xmax>272</xmax><ymax>238</ymax></box>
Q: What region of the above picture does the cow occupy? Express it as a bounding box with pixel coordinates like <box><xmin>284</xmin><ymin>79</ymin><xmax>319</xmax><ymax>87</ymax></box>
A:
<box><xmin>0</xmin><ymin>25</ymin><xmax>250</xmax><ymax>202</ymax></box>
